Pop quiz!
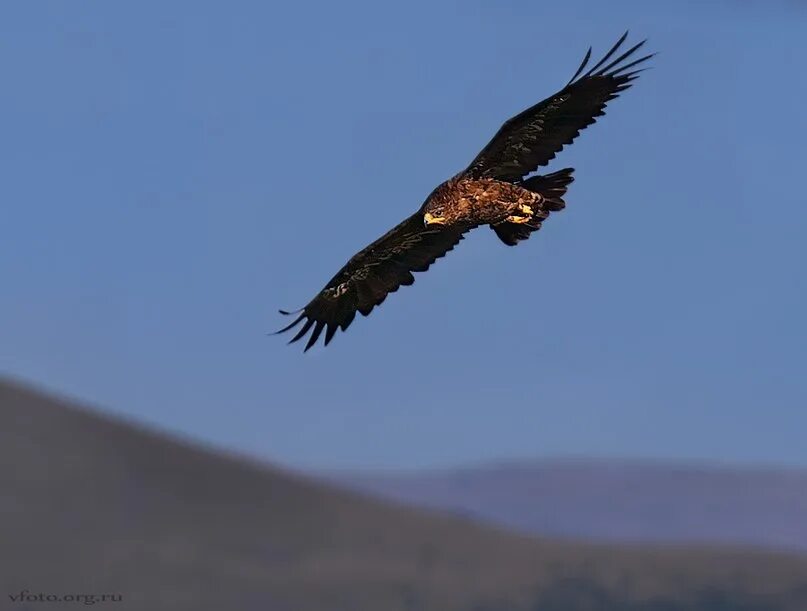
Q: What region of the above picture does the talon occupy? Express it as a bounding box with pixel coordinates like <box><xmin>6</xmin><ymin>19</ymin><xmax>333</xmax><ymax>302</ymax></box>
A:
<box><xmin>517</xmin><ymin>204</ymin><xmax>534</xmax><ymax>215</ymax></box>
<box><xmin>424</xmin><ymin>212</ymin><xmax>447</xmax><ymax>226</ymax></box>
<box><xmin>505</xmin><ymin>215</ymin><xmax>531</xmax><ymax>224</ymax></box>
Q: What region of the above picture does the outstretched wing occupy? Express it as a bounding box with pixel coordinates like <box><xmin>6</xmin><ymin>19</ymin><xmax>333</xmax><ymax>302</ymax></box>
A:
<box><xmin>464</xmin><ymin>32</ymin><xmax>653</xmax><ymax>182</ymax></box>
<box><xmin>275</xmin><ymin>213</ymin><xmax>466</xmax><ymax>351</ymax></box>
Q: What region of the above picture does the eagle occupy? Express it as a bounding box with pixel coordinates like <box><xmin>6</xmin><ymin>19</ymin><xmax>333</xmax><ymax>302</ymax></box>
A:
<box><xmin>277</xmin><ymin>32</ymin><xmax>653</xmax><ymax>351</ymax></box>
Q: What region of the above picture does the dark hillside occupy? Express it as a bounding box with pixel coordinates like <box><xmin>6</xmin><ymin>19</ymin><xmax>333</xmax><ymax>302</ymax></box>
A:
<box><xmin>2</xmin><ymin>377</ymin><xmax>806</xmax><ymax>611</ymax></box>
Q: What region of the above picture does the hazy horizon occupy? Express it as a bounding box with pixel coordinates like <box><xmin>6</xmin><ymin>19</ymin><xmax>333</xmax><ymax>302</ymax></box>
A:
<box><xmin>6</xmin><ymin>373</ymin><xmax>807</xmax><ymax>476</ymax></box>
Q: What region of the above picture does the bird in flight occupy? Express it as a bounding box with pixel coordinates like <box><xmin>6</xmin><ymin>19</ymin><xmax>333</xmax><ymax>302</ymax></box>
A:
<box><xmin>277</xmin><ymin>32</ymin><xmax>653</xmax><ymax>351</ymax></box>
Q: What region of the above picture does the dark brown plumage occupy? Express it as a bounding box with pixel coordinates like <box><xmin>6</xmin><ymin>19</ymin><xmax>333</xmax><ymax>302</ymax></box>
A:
<box><xmin>276</xmin><ymin>32</ymin><xmax>653</xmax><ymax>351</ymax></box>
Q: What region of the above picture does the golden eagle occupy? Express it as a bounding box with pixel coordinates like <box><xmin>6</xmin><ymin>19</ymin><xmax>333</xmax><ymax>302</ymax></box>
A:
<box><xmin>277</xmin><ymin>32</ymin><xmax>653</xmax><ymax>351</ymax></box>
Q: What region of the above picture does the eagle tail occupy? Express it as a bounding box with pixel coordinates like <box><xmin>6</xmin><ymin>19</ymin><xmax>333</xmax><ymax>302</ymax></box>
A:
<box><xmin>492</xmin><ymin>168</ymin><xmax>575</xmax><ymax>246</ymax></box>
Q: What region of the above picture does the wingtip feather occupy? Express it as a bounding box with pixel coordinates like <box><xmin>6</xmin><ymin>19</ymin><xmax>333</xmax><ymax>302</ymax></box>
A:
<box><xmin>595</xmin><ymin>39</ymin><xmax>648</xmax><ymax>77</ymax></box>
<box><xmin>288</xmin><ymin>318</ymin><xmax>314</xmax><ymax>344</ymax></box>
<box><xmin>584</xmin><ymin>30</ymin><xmax>630</xmax><ymax>78</ymax></box>
<box><xmin>272</xmin><ymin>312</ymin><xmax>306</xmax><ymax>335</ymax></box>
<box><xmin>279</xmin><ymin>307</ymin><xmax>304</xmax><ymax>316</ymax></box>
<box><xmin>304</xmin><ymin>321</ymin><xmax>325</xmax><ymax>352</ymax></box>
<box><xmin>567</xmin><ymin>46</ymin><xmax>593</xmax><ymax>86</ymax></box>
<box><xmin>324</xmin><ymin>323</ymin><xmax>338</xmax><ymax>346</ymax></box>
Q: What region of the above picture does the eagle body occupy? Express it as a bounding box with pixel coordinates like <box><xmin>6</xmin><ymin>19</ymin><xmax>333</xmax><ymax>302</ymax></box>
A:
<box><xmin>424</xmin><ymin>178</ymin><xmax>546</xmax><ymax>228</ymax></box>
<box><xmin>277</xmin><ymin>33</ymin><xmax>653</xmax><ymax>350</ymax></box>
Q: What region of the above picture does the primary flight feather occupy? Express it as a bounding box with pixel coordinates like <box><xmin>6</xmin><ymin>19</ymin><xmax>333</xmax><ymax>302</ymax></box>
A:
<box><xmin>276</xmin><ymin>32</ymin><xmax>653</xmax><ymax>351</ymax></box>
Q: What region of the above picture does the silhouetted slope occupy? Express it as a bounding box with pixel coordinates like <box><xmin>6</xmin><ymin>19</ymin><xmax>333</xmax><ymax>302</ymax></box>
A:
<box><xmin>2</xmin><ymin>377</ymin><xmax>807</xmax><ymax>611</ymax></box>
<box><xmin>333</xmin><ymin>460</ymin><xmax>807</xmax><ymax>552</ymax></box>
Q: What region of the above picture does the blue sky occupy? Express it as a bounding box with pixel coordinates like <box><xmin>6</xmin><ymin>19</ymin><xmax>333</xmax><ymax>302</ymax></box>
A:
<box><xmin>2</xmin><ymin>1</ymin><xmax>806</xmax><ymax>470</ymax></box>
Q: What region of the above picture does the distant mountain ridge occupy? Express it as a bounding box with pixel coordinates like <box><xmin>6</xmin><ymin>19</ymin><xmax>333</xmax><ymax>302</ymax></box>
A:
<box><xmin>331</xmin><ymin>458</ymin><xmax>807</xmax><ymax>552</ymax></box>
<box><xmin>3</xmin><ymin>376</ymin><xmax>807</xmax><ymax>611</ymax></box>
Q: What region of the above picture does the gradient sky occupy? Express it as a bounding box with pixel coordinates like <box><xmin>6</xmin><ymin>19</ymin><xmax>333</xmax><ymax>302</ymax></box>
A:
<box><xmin>2</xmin><ymin>1</ymin><xmax>806</xmax><ymax>470</ymax></box>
